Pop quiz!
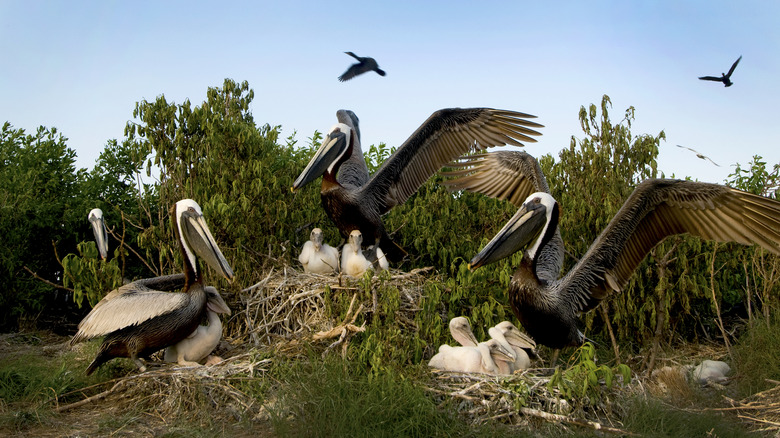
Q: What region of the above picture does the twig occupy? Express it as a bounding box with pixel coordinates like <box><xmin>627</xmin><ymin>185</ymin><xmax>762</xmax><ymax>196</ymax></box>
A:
<box><xmin>23</xmin><ymin>266</ymin><xmax>74</xmax><ymax>292</ymax></box>
<box><xmin>520</xmin><ymin>407</ymin><xmax>637</xmax><ymax>436</ymax></box>
<box><xmin>55</xmin><ymin>381</ymin><xmax>124</xmax><ymax>412</ymax></box>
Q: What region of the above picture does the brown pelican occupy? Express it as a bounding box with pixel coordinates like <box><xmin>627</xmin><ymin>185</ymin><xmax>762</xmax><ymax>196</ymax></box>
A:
<box><xmin>699</xmin><ymin>55</ymin><xmax>741</xmax><ymax>87</ymax></box>
<box><xmin>70</xmin><ymin>199</ymin><xmax>234</xmax><ymax>375</ymax></box>
<box><xmin>338</xmin><ymin>51</ymin><xmax>386</xmax><ymax>82</ymax></box>
<box><xmin>88</xmin><ymin>208</ymin><xmax>108</xmax><ymax>260</ymax></box>
<box><xmin>341</xmin><ymin>230</ymin><xmax>388</xmax><ymax>276</ymax></box>
<box><xmin>292</xmin><ymin>108</ymin><xmax>544</xmax><ymax>262</ymax></box>
<box><xmin>428</xmin><ymin>339</ymin><xmax>514</xmax><ymax>374</ymax></box>
<box><xmin>676</xmin><ymin>145</ymin><xmax>720</xmax><ymax>166</ymax></box>
<box><xmin>448</xmin><ymin>316</ymin><xmax>479</xmax><ymax>347</ymax></box>
<box><xmin>164</xmin><ymin>286</ymin><xmax>231</xmax><ymax>366</ymax></box>
<box><xmin>443</xmin><ymin>151</ymin><xmax>780</xmax><ymax>350</ymax></box>
<box><xmin>298</xmin><ymin>228</ymin><xmax>340</xmax><ymax>274</ymax></box>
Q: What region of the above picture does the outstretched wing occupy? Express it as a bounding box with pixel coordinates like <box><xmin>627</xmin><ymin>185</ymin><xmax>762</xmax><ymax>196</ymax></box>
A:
<box><xmin>558</xmin><ymin>179</ymin><xmax>780</xmax><ymax>313</ymax></box>
<box><xmin>70</xmin><ymin>282</ymin><xmax>190</xmax><ymax>344</ymax></box>
<box><xmin>699</xmin><ymin>76</ymin><xmax>722</xmax><ymax>82</ymax></box>
<box><xmin>339</xmin><ymin>63</ymin><xmax>367</xmax><ymax>82</ymax></box>
<box><xmin>727</xmin><ymin>55</ymin><xmax>742</xmax><ymax>77</ymax></box>
<box><xmin>359</xmin><ymin>108</ymin><xmax>544</xmax><ymax>215</ymax></box>
<box><xmin>440</xmin><ymin>151</ymin><xmax>550</xmax><ymax>207</ymax></box>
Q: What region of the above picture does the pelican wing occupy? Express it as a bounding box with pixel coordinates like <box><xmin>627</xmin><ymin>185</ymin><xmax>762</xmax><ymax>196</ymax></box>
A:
<box><xmin>440</xmin><ymin>151</ymin><xmax>551</xmax><ymax>207</ymax></box>
<box><xmin>559</xmin><ymin>179</ymin><xmax>780</xmax><ymax>313</ymax></box>
<box><xmin>698</xmin><ymin>76</ymin><xmax>722</xmax><ymax>81</ymax></box>
<box><xmin>338</xmin><ymin>64</ymin><xmax>367</xmax><ymax>82</ymax></box>
<box><xmin>727</xmin><ymin>56</ymin><xmax>742</xmax><ymax>77</ymax></box>
<box><xmin>360</xmin><ymin>108</ymin><xmax>544</xmax><ymax>214</ymax></box>
<box><xmin>70</xmin><ymin>282</ymin><xmax>191</xmax><ymax>344</ymax></box>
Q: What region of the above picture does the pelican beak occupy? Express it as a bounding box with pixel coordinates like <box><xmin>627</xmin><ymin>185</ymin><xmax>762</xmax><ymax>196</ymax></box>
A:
<box><xmin>291</xmin><ymin>124</ymin><xmax>350</xmax><ymax>191</ymax></box>
<box><xmin>180</xmin><ymin>209</ymin><xmax>235</xmax><ymax>281</ymax></box>
<box><xmin>468</xmin><ymin>199</ymin><xmax>547</xmax><ymax>270</ymax></box>
<box><xmin>493</xmin><ymin>342</ymin><xmax>515</xmax><ymax>363</ymax></box>
<box><xmin>90</xmin><ymin>215</ymin><xmax>109</xmax><ymax>260</ymax></box>
<box><xmin>205</xmin><ymin>287</ymin><xmax>232</xmax><ymax>315</ymax></box>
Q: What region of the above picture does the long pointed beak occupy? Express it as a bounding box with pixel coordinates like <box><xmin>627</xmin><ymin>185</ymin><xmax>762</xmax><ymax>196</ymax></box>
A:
<box><xmin>468</xmin><ymin>201</ymin><xmax>548</xmax><ymax>270</ymax></box>
<box><xmin>493</xmin><ymin>342</ymin><xmax>515</xmax><ymax>362</ymax></box>
<box><xmin>180</xmin><ymin>212</ymin><xmax>234</xmax><ymax>281</ymax></box>
<box><xmin>90</xmin><ymin>217</ymin><xmax>108</xmax><ymax>260</ymax></box>
<box><xmin>291</xmin><ymin>128</ymin><xmax>349</xmax><ymax>191</ymax></box>
<box><xmin>205</xmin><ymin>287</ymin><xmax>232</xmax><ymax>315</ymax></box>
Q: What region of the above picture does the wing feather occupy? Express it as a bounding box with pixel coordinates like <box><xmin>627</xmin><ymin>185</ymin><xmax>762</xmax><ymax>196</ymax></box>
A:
<box><xmin>70</xmin><ymin>282</ymin><xmax>190</xmax><ymax>344</ymax></box>
<box><xmin>559</xmin><ymin>179</ymin><xmax>780</xmax><ymax>313</ymax></box>
<box><xmin>360</xmin><ymin>109</ymin><xmax>543</xmax><ymax>214</ymax></box>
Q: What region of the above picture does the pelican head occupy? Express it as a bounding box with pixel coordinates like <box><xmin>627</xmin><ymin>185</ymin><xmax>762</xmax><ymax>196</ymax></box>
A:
<box><xmin>348</xmin><ymin>229</ymin><xmax>363</xmax><ymax>254</ymax></box>
<box><xmin>495</xmin><ymin>321</ymin><xmax>536</xmax><ymax>350</ymax></box>
<box><xmin>310</xmin><ymin>228</ymin><xmax>324</xmax><ymax>250</ymax></box>
<box><xmin>88</xmin><ymin>208</ymin><xmax>108</xmax><ymax>260</ymax></box>
<box><xmin>292</xmin><ymin>123</ymin><xmax>353</xmax><ymax>190</ymax></box>
<box><xmin>175</xmin><ymin>199</ymin><xmax>234</xmax><ymax>281</ymax></box>
<box><xmin>336</xmin><ymin>109</ymin><xmax>360</xmax><ymax>141</ymax></box>
<box><xmin>204</xmin><ymin>286</ymin><xmax>232</xmax><ymax>315</ymax></box>
<box><xmin>482</xmin><ymin>339</ymin><xmax>515</xmax><ymax>370</ymax></box>
<box><xmin>449</xmin><ymin>316</ymin><xmax>479</xmax><ymax>346</ymax></box>
<box><xmin>469</xmin><ymin>192</ymin><xmax>558</xmax><ymax>270</ymax></box>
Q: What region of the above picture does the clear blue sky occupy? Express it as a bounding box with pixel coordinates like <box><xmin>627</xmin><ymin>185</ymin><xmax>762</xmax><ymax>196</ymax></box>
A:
<box><xmin>1</xmin><ymin>1</ymin><xmax>778</xmax><ymax>184</ymax></box>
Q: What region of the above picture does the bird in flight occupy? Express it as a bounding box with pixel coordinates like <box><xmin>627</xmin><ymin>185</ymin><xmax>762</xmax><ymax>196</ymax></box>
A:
<box><xmin>338</xmin><ymin>52</ymin><xmax>386</xmax><ymax>82</ymax></box>
<box><xmin>699</xmin><ymin>56</ymin><xmax>742</xmax><ymax>87</ymax></box>
<box><xmin>676</xmin><ymin>145</ymin><xmax>720</xmax><ymax>166</ymax></box>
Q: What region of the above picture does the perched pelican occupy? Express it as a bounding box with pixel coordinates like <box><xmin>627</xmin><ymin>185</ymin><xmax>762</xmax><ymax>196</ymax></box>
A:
<box><xmin>444</xmin><ymin>151</ymin><xmax>780</xmax><ymax>350</ymax></box>
<box><xmin>292</xmin><ymin>108</ymin><xmax>544</xmax><ymax>262</ymax></box>
<box><xmin>448</xmin><ymin>316</ymin><xmax>479</xmax><ymax>347</ymax></box>
<box><xmin>88</xmin><ymin>208</ymin><xmax>108</xmax><ymax>260</ymax></box>
<box><xmin>338</xmin><ymin>51</ymin><xmax>386</xmax><ymax>82</ymax></box>
<box><xmin>164</xmin><ymin>286</ymin><xmax>231</xmax><ymax>366</ymax></box>
<box><xmin>341</xmin><ymin>230</ymin><xmax>388</xmax><ymax>276</ymax></box>
<box><xmin>298</xmin><ymin>228</ymin><xmax>340</xmax><ymax>274</ymax></box>
<box><xmin>428</xmin><ymin>339</ymin><xmax>514</xmax><ymax>374</ymax></box>
<box><xmin>699</xmin><ymin>55</ymin><xmax>742</xmax><ymax>87</ymax></box>
<box><xmin>70</xmin><ymin>199</ymin><xmax>234</xmax><ymax>375</ymax></box>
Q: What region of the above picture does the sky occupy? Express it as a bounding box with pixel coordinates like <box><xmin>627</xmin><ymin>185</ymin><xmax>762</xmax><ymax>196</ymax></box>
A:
<box><xmin>1</xmin><ymin>1</ymin><xmax>778</xmax><ymax>185</ymax></box>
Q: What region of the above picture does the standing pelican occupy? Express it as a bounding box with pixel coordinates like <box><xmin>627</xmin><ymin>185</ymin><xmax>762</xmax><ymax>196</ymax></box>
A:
<box><xmin>699</xmin><ymin>55</ymin><xmax>742</xmax><ymax>87</ymax></box>
<box><xmin>292</xmin><ymin>108</ymin><xmax>544</xmax><ymax>263</ymax></box>
<box><xmin>70</xmin><ymin>199</ymin><xmax>234</xmax><ymax>375</ymax></box>
<box><xmin>299</xmin><ymin>228</ymin><xmax>340</xmax><ymax>274</ymax></box>
<box><xmin>338</xmin><ymin>51</ymin><xmax>386</xmax><ymax>82</ymax></box>
<box><xmin>88</xmin><ymin>208</ymin><xmax>108</xmax><ymax>260</ymax></box>
<box><xmin>443</xmin><ymin>151</ymin><xmax>780</xmax><ymax>349</ymax></box>
<box><xmin>164</xmin><ymin>286</ymin><xmax>231</xmax><ymax>366</ymax></box>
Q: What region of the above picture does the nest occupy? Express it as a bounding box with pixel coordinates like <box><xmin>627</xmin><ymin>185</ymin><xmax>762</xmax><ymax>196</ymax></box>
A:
<box><xmin>231</xmin><ymin>266</ymin><xmax>432</xmax><ymax>357</ymax></box>
<box><xmin>718</xmin><ymin>380</ymin><xmax>780</xmax><ymax>434</ymax></box>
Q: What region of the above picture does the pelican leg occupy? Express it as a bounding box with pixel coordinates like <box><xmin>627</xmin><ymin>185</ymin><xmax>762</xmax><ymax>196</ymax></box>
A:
<box><xmin>177</xmin><ymin>359</ymin><xmax>202</xmax><ymax>367</ymax></box>
<box><xmin>132</xmin><ymin>355</ymin><xmax>147</xmax><ymax>372</ymax></box>
<box><xmin>549</xmin><ymin>349</ymin><xmax>560</xmax><ymax>368</ymax></box>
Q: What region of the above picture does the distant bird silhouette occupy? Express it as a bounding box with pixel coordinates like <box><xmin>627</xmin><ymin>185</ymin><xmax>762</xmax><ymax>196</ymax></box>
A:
<box><xmin>676</xmin><ymin>145</ymin><xmax>720</xmax><ymax>166</ymax></box>
<box><xmin>338</xmin><ymin>52</ymin><xmax>386</xmax><ymax>82</ymax></box>
<box><xmin>699</xmin><ymin>56</ymin><xmax>741</xmax><ymax>87</ymax></box>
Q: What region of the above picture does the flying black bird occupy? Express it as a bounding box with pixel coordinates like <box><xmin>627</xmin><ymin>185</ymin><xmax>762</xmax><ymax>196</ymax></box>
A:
<box><xmin>699</xmin><ymin>56</ymin><xmax>742</xmax><ymax>87</ymax></box>
<box><xmin>676</xmin><ymin>145</ymin><xmax>720</xmax><ymax>166</ymax></box>
<box><xmin>338</xmin><ymin>52</ymin><xmax>386</xmax><ymax>82</ymax></box>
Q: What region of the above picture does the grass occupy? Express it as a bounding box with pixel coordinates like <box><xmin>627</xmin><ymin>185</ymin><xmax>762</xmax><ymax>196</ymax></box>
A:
<box><xmin>733</xmin><ymin>317</ymin><xmax>780</xmax><ymax>397</ymax></box>
<box><xmin>620</xmin><ymin>397</ymin><xmax>749</xmax><ymax>438</ymax></box>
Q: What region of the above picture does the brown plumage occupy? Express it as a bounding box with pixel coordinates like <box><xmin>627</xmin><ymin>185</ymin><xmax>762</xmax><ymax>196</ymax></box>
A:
<box><xmin>444</xmin><ymin>151</ymin><xmax>780</xmax><ymax>349</ymax></box>
<box><xmin>292</xmin><ymin>108</ymin><xmax>544</xmax><ymax>263</ymax></box>
<box><xmin>70</xmin><ymin>199</ymin><xmax>233</xmax><ymax>375</ymax></box>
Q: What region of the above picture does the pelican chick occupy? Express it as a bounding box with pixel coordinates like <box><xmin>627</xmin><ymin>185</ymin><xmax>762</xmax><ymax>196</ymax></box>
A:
<box><xmin>449</xmin><ymin>316</ymin><xmax>479</xmax><ymax>347</ymax></box>
<box><xmin>292</xmin><ymin>108</ymin><xmax>544</xmax><ymax>263</ymax></box>
<box><xmin>299</xmin><ymin>228</ymin><xmax>339</xmax><ymax>274</ymax></box>
<box><xmin>70</xmin><ymin>199</ymin><xmax>234</xmax><ymax>375</ymax></box>
<box><xmin>444</xmin><ymin>151</ymin><xmax>780</xmax><ymax>350</ymax></box>
<box><xmin>341</xmin><ymin>230</ymin><xmax>388</xmax><ymax>276</ymax></box>
<box><xmin>88</xmin><ymin>208</ymin><xmax>108</xmax><ymax>260</ymax></box>
<box><xmin>428</xmin><ymin>339</ymin><xmax>514</xmax><ymax>375</ymax></box>
<box><xmin>164</xmin><ymin>286</ymin><xmax>231</xmax><ymax>366</ymax></box>
<box><xmin>489</xmin><ymin>326</ymin><xmax>531</xmax><ymax>373</ymax></box>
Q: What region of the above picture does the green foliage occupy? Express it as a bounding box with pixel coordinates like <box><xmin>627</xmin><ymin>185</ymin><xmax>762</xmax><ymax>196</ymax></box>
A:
<box><xmin>547</xmin><ymin>343</ymin><xmax>631</xmax><ymax>404</ymax></box>
<box><xmin>0</xmin><ymin>123</ymin><xmax>81</xmax><ymax>329</ymax></box>
<box><xmin>733</xmin><ymin>317</ymin><xmax>780</xmax><ymax>396</ymax></box>
<box><xmin>621</xmin><ymin>397</ymin><xmax>747</xmax><ymax>438</ymax></box>
<box><xmin>62</xmin><ymin>241</ymin><xmax>123</xmax><ymax>308</ymax></box>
